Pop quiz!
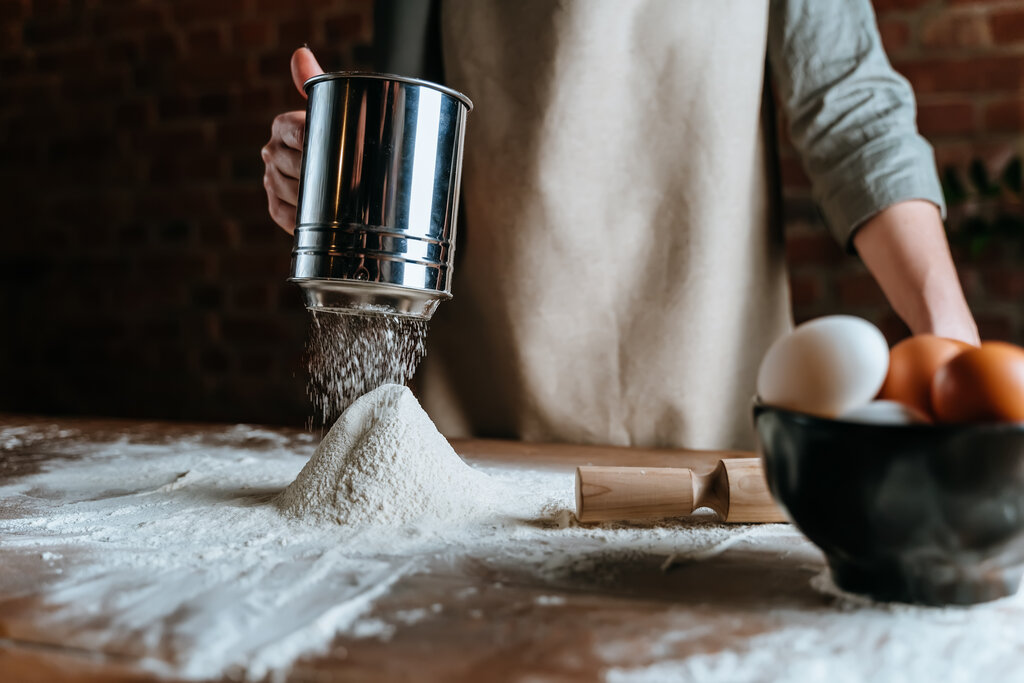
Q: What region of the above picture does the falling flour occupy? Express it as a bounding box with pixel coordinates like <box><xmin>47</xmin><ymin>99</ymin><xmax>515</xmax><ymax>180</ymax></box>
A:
<box><xmin>277</xmin><ymin>384</ymin><xmax>498</xmax><ymax>526</ymax></box>
<box><xmin>305</xmin><ymin>311</ymin><xmax>428</xmax><ymax>425</ymax></box>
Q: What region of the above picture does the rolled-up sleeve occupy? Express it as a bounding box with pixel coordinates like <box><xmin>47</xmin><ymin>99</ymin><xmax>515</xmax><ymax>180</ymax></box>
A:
<box><xmin>768</xmin><ymin>0</ymin><xmax>946</xmax><ymax>250</ymax></box>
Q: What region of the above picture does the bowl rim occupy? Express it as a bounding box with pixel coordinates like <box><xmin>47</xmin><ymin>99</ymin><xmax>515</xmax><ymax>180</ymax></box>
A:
<box><xmin>752</xmin><ymin>399</ymin><xmax>1024</xmax><ymax>435</ymax></box>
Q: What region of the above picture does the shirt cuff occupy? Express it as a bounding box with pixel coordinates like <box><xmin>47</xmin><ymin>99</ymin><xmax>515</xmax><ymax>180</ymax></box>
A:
<box><xmin>815</xmin><ymin>135</ymin><xmax>947</xmax><ymax>252</ymax></box>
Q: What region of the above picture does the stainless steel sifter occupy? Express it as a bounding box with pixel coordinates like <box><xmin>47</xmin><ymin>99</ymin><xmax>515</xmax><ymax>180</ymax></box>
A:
<box><xmin>289</xmin><ymin>72</ymin><xmax>472</xmax><ymax>319</ymax></box>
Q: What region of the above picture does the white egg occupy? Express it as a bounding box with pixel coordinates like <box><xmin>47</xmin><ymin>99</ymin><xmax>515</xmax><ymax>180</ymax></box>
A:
<box><xmin>840</xmin><ymin>400</ymin><xmax>931</xmax><ymax>425</ymax></box>
<box><xmin>757</xmin><ymin>315</ymin><xmax>889</xmax><ymax>418</ymax></box>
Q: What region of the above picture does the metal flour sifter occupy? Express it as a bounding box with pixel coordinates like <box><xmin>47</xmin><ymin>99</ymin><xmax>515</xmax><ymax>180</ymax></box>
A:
<box><xmin>289</xmin><ymin>72</ymin><xmax>472</xmax><ymax>319</ymax></box>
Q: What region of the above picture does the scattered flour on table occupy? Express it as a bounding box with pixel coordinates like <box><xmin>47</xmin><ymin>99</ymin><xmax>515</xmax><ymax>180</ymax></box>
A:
<box><xmin>276</xmin><ymin>384</ymin><xmax>499</xmax><ymax>526</ymax></box>
<box><xmin>1</xmin><ymin>396</ymin><xmax>749</xmax><ymax>681</ymax></box>
<box><xmin>4</xmin><ymin>397</ymin><xmax>1024</xmax><ymax>683</ymax></box>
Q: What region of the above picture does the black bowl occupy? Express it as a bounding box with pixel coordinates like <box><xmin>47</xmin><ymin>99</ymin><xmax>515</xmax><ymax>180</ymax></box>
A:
<box><xmin>754</xmin><ymin>403</ymin><xmax>1024</xmax><ymax>605</ymax></box>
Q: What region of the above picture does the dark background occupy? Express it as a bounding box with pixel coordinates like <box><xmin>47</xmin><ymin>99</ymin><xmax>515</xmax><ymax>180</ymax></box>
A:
<box><xmin>1</xmin><ymin>0</ymin><xmax>1022</xmax><ymax>425</ymax></box>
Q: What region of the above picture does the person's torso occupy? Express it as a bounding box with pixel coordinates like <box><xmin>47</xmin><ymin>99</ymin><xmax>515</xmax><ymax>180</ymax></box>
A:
<box><xmin>420</xmin><ymin>0</ymin><xmax>792</xmax><ymax>450</ymax></box>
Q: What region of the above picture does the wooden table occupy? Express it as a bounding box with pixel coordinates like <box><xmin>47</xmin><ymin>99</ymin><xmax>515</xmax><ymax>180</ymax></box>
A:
<box><xmin>3</xmin><ymin>415</ymin><xmax>1016</xmax><ymax>682</ymax></box>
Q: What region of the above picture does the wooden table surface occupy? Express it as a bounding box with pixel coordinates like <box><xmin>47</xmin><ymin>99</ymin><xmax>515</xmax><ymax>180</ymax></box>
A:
<box><xmin>4</xmin><ymin>414</ymin><xmax>999</xmax><ymax>683</ymax></box>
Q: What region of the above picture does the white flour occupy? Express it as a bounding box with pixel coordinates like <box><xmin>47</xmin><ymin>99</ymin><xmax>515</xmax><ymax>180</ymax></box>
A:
<box><xmin>3</xmin><ymin>393</ymin><xmax>1023</xmax><ymax>682</ymax></box>
<box><xmin>277</xmin><ymin>384</ymin><xmax>499</xmax><ymax>526</ymax></box>
<box><xmin>0</xmin><ymin>396</ymin><xmax>749</xmax><ymax>680</ymax></box>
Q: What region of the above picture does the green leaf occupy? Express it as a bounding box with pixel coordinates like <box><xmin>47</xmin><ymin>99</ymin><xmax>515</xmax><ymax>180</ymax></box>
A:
<box><xmin>1001</xmin><ymin>156</ymin><xmax>1022</xmax><ymax>196</ymax></box>
<box><xmin>969</xmin><ymin>159</ymin><xmax>991</xmax><ymax>194</ymax></box>
<box><xmin>992</xmin><ymin>212</ymin><xmax>1024</xmax><ymax>237</ymax></box>
<box><xmin>942</xmin><ymin>166</ymin><xmax>968</xmax><ymax>205</ymax></box>
<box><xmin>969</xmin><ymin>234</ymin><xmax>993</xmax><ymax>257</ymax></box>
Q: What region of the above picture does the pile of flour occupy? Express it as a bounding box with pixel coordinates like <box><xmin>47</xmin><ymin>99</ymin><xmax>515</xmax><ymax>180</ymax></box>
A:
<box><xmin>277</xmin><ymin>384</ymin><xmax>499</xmax><ymax>526</ymax></box>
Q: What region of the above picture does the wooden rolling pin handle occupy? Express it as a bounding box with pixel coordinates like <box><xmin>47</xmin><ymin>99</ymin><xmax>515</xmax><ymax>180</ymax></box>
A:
<box><xmin>576</xmin><ymin>459</ymin><xmax>786</xmax><ymax>524</ymax></box>
<box><xmin>716</xmin><ymin>458</ymin><xmax>786</xmax><ymax>523</ymax></box>
<box><xmin>575</xmin><ymin>466</ymin><xmax>695</xmax><ymax>524</ymax></box>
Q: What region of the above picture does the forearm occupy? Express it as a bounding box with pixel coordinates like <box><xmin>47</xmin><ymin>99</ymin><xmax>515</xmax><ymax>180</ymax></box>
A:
<box><xmin>853</xmin><ymin>200</ymin><xmax>979</xmax><ymax>345</ymax></box>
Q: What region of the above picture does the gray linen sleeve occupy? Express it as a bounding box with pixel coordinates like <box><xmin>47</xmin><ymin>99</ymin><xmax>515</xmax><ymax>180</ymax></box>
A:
<box><xmin>767</xmin><ymin>0</ymin><xmax>946</xmax><ymax>249</ymax></box>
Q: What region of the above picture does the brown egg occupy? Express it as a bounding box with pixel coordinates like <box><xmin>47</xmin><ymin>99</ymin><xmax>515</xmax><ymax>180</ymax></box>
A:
<box><xmin>879</xmin><ymin>335</ymin><xmax>972</xmax><ymax>418</ymax></box>
<box><xmin>932</xmin><ymin>341</ymin><xmax>1024</xmax><ymax>423</ymax></box>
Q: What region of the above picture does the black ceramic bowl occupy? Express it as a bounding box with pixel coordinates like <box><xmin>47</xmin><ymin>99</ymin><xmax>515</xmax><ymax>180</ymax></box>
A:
<box><xmin>754</xmin><ymin>403</ymin><xmax>1024</xmax><ymax>605</ymax></box>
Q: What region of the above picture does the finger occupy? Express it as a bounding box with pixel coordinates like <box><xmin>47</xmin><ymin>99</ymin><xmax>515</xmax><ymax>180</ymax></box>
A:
<box><xmin>271</xmin><ymin>111</ymin><xmax>306</xmax><ymax>151</ymax></box>
<box><xmin>262</xmin><ymin>138</ymin><xmax>302</xmax><ymax>179</ymax></box>
<box><xmin>265</xmin><ymin>181</ymin><xmax>296</xmax><ymax>234</ymax></box>
<box><xmin>263</xmin><ymin>161</ymin><xmax>299</xmax><ymax>206</ymax></box>
<box><xmin>291</xmin><ymin>47</ymin><xmax>325</xmax><ymax>98</ymax></box>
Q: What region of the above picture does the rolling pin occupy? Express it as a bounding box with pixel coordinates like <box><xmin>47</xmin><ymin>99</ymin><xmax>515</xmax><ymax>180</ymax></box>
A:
<box><xmin>575</xmin><ymin>458</ymin><xmax>786</xmax><ymax>524</ymax></box>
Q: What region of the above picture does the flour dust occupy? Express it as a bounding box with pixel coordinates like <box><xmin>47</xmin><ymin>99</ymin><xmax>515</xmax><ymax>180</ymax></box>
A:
<box><xmin>305</xmin><ymin>310</ymin><xmax>428</xmax><ymax>426</ymax></box>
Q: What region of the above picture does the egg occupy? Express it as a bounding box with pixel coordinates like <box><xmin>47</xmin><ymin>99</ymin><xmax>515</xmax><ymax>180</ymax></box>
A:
<box><xmin>932</xmin><ymin>341</ymin><xmax>1024</xmax><ymax>423</ymax></box>
<box><xmin>878</xmin><ymin>335</ymin><xmax>972</xmax><ymax>418</ymax></box>
<box><xmin>757</xmin><ymin>315</ymin><xmax>889</xmax><ymax>418</ymax></box>
<box><xmin>840</xmin><ymin>400</ymin><xmax>931</xmax><ymax>425</ymax></box>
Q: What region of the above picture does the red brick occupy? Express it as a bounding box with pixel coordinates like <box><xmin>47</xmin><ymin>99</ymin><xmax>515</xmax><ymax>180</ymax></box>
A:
<box><xmin>0</xmin><ymin>1</ymin><xmax>25</xmax><ymax>21</ymax></box>
<box><xmin>233</xmin><ymin>20</ymin><xmax>274</xmax><ymax>50</ymax></box>
<box><xmin>188</xmin><ymin>27</ymin><xmax>226</xmax><ymax>54</ymax></box>
<box><xmin>221</xmin><ymin>248</ymin><xmax>290</xmax><ymax>280</ymax></box>
<box><xmin>202</xmin><ymin>348</ymin><xmax>231</xmax><ymax>373</ymax></box>
<box><xmin>324</xmin><ymin>13</ymin><xmax>365</xmax><ymax>43</ymax></box>
<box><xmin>917</xmin><ymin>102</ymin><xmax>976</xmax><ymax>136</ymax></box>
<box><xmin>956</xmin><ymin>265</ymin><xmax>984</xmax><ymax>299</ymax></box>
<box><xmin>94</xmin><ymin>6</ymin><xmax>164</xmax><ymax>34</ymax></box>
<box><xmin>985</xmin><ymin>270</ymin><xmax>1024</xmax><ymax>301</ymax></box>
<box><xmin>174</xmin><ymin>55</ymin><xmax>248</xmax><ymax>87</ymax></box>
<box><xmin>115</xmin><ymin>100</ymin><xmax>154</xmax><ymax>128</ymax></box>
<box><xmin>872</xmin><ymin>0</ymin><xmax>930</xmax><ymax>10</ymax></box>
<box><xmin>920</xmin><ymin>11</ymin><xmax>992</xmax><ymax>50</ymax></box>
<box><xmin>878</xmin><ymin>312</ymin><xmax>911</xmax><ymax>345</ymax></box>
<box><xmin>984</xmin><ymin>99</ymin><xmax>1024</xmax><ymax>132</ymax></box>
<box><xmin>879</xmin><ymin>18</ymin><xmax>912</xmax><ymax>54</ymax></box>
<box><xmin>145</xmin><ymin>126</ymin><xmax>208</xmax><ymax>152</ymax></box>
<box><xmin>106</xmin><ymin>38</ymin><xmax>140</xmax><ymax>61</ymax></box>
<box><xmin>239</xmin><ymin>86</ymin><xmax>275</xmax><ymax>111</ymax></box>
<box><xmin>779</xmin><ymin>156</ymin><xmax>811</xmax><ymax>190</ymax></box>
<box><xmin>788</xmin><ymin>274</ymin><xmax>823</xmax><ymax>308</ymax></box>
<box><xmin>142</xmin><ymin>32</ymin><xmax>180</xmax><ymax>61</ymax></box>
<box><xmin>170</xmin><ymin>0</ymin><xmax>245</xmax><ymax>25</ymax></box>
<box><xmin>278</xmin><ymin>18</ymin><xmax>318</xmax><ymax>46</ymax></box>
<box><xmin>221</xmin><ymin>316</ymin><xmax>294</xmax><ymax>344</ymax></box>
<box><xmin>253</xmin><ymin>0</ymin><xmax>342</xmax><ymax>13</ymax></box>
<box><xmin>34</xmin><ymin>45</ymin><xmax>98</xmax><ymax>73</ymax></box>
<box><xmin>991</xmin><ymin>8</ymin><xmax>1024</xmax><ymax>44</ymax></box>
<box><xmin>238</xmin><ymin>350</ymin><xmax>276</xmax><ymax>374</ymax></box>
<box><xmin>157</xmin><ymin>94</ymin><xmax>196</xmax><ymax>120</ymax></box>
<box><xmin>976</xmin><ymin>313</ymin><xmax>1014</xmax><ymax>341</ymax></box>
<box><xmin>23</xmin><ymin>16</ymin><xmax>78</xmax><ymax>42</ymax></box>
<box><xmin>216</xmin><ymin>120</ymin><xmax>273</xmax><ymax>149</ymax></box>
<box><xmin>837</xmin><ymin>272</ymin><xmax>887</xmax><ymax>307</ymax></box>
<box><xmin>230</xmin><ymin>284</ymin><xmax>273</xmax><ymax>310</ymax></box>
<box><xmin>785</xmin><ymin>232</ymin><xmax>844</xmax><ymax>266</ymax></box>
<box><xmin>259</xmin><ymin>48</ymin><xmax>297</xmax><ymax>79</ymax></box>
<box><xmin>897</xmin><ymin>55</ymin><xmax>1024</xmax><ymax>93</ymax></box>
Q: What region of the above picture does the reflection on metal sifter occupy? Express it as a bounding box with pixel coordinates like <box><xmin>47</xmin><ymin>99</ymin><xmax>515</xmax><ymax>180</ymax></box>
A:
<box><xmin>289</xmin><ymin>72</ymin><xmax>472</xmax><ymax>319</ymax></box>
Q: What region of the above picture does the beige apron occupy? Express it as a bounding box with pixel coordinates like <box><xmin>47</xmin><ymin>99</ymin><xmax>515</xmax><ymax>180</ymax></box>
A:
<box><xmin>420</xmin><ymin>0</ymin><xmax>792</xmax><ymax>450</ymax></box>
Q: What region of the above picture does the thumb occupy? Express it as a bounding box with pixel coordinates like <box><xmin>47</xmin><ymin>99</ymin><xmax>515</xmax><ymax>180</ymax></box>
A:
<box><xmin>291</xmin><ymin>47</ymin><xmax>325</xmax><ymax>99</ymax></box>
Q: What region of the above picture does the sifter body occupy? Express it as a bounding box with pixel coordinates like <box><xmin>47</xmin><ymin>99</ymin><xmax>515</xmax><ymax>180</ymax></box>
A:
<box><xmin>290</xmin><ymin>72</ymin><xmax>472</xmax><ymax>319</ymax></box>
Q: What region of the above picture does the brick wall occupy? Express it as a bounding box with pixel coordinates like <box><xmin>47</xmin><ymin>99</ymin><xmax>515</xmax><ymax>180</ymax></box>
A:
<box><xmin>782</xmin><ymin>0</ymin><xmax>1024</xmax><ymax>342</ymax></box>
<box><xmin>0</xmin><ymin>0</ymin><xmax>1021</xmax><ymax>424</ymax></box>
<box><xmin>0</xmin><ymin>0</ymin><xmax>374</xmax><ymax>423</ymax></box>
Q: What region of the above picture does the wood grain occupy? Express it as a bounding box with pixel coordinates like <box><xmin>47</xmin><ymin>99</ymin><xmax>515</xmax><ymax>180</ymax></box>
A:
<box><xmin>0</xmin><ymin>415</ymin><xmax>819</xmax><ymax>683</ymax></box>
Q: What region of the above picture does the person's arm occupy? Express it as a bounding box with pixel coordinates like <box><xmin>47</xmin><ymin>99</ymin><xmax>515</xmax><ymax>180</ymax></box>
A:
<box><xmin>854</xmin><ymin>201</ymin><xmax>978</xmax><ymax>343</ymax></box>
<box><xmin>767</xmin><ymin>0</ymin><xmax>978</xmax><ymax>344</ymax></box>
